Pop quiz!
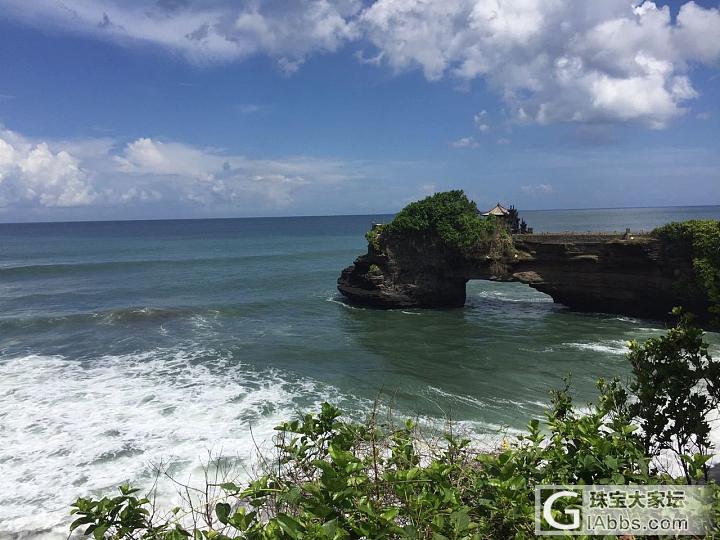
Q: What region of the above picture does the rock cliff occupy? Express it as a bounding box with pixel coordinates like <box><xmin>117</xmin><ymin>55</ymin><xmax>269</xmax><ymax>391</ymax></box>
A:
<box><xmin>337</xmin><ymin>228</ymin><xmax>712</xmax><ymax>320</ymax></box>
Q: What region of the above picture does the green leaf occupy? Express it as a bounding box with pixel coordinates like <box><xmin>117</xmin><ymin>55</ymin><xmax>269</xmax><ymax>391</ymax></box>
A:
<box><xmin>450</xmin><ymin>509</ymin><xmax>470</xmax><ymax>531</ymax></box>
<box><xmin>69</xmin><ymin>516</ymin><xmax>94</xmax><ymax>531</ymax></box>
<box><xmin>215</xmin><ymin>502</ymin><xmax>231</xmax><ymax>524</ymax></box>
<box><xmin>603</xmin><ymin>456</ymin><xmax>618</xmax><ymax>470</ymax></box>
<box><xmin>381</xmin><ymin>508</ymin><xmax>399</xmax><ymax>521</ymax></box>
<box><xmin>92</xmin><ymin>524</ymin><xmax>108</xmax><ymax>540</ymax></box>
<box><xmin>321</xmin><ymin>519</ymin><xmax>338</xmax><ymax>538</ymax></box>
<box><xmin>275</xmin><ymin>514</ymin><xmax>304</xmax><ymax>539</ymax></box>
<box><xmin>219</xmin><ymin>482</ymin><xmax>241</xmax><ymax>492</ymax></box>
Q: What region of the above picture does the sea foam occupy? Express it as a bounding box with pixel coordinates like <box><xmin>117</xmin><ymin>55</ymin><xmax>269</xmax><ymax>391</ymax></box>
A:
<box><xmin>563</xmin><ymin>339</ymin><xmax>630</xmax><ymax>355</ymax></box>
<box><xmin>0</xmin><ymin>348</ymin><xmax>342</xmax><ymax>538</ymax></box>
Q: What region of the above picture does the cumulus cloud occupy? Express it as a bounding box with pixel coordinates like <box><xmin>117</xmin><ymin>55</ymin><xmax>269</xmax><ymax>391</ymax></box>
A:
<box><xmin>450</xmin><ymin>136</ymin><xmax>479</xmax><ymax>148</ymax></box>
<box><xmin>0</xmin><ymin>129</ymin><xmax>97</xmax><ymax>207</ymax></box>
<box><xmin>1</xmin><ymin>1</ymin><xmax>719</xmax><ymax>128</ymax></box>
<box><xmin>114</xmin><ymin>137</ymin><xmax>219</xmax><ymax>179</ymax></box>
<box><xmin>360</xmin><ymin>0</ymin><xmax>720</xmax><ymax>128</ymax></box>
<box><xmin>0</xmin><ymin>128</ymin><xmax>362</xmax><ymax>213</ymax></box>
<box><xmin>114</xmin><ymin>137</ymin><xmax>358</xmax><ymax>208</ymax></box>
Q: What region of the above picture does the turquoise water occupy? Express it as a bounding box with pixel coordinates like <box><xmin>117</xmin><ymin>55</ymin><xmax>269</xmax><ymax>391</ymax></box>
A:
<box><xmin>1</xmin><ymin>207</ymin><xmax>719</xmax><ymax>537</ymax></box>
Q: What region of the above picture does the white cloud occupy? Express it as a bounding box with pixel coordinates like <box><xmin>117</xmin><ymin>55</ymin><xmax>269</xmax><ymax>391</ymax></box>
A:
<box><xmin>0</xmin><ymin>129</ymin><xmax>97</xmax><ymax>207</ymax></box>
<box><xmin>521</xmin><ymin>183</ymin><xmax>553</xmax><ymax>195</ymax></box>
<box><xmin>114</xmin><ymin>137</ymin><xmax>361</xmax><ymax>208</ymax></box>
<box><xmin>0</xmin><ymin>128</ymin><xmax>363</xmax><ymax>213</ymax></box>
<box><xmin>360</xmin><ymin>0</ymin><xmax>720</xmax><ymax>128</ymax></box>
<box><xmin>450</xmin><ymin>136</ymin><xmax>479</xmax><ymax>148</ymax></box>
<box><xmin>1</xmin><ymin>1</ymin><xmax>719</xmax><ymax>128</ymax></box>
<box><xmin>354</xmin><ymin>49</ymin><xmax>385</xmax><ymax>66</ymax></box>
<box><xmin>0</xmin><ymin>0</ymin><xmax>362</xmax><ymax>67</ymax></box>
<box><xmin>236</xmin><ymin>103</ymin><xmax>266</xmax><ymax>115</ymax></box>
<box><xmin>674</xmin><ymin>1</ymin><xmax>720</xmax><ymax>63</ymax></box>
<box><xmin>474</xmin><ymin>110</ymin><xmax>490</xmax><ymax>131</ymax></box>
<box><xmin>115</xmin><ymin>137</ymin><xmax>219</xmax><ymax>179</ymax></box>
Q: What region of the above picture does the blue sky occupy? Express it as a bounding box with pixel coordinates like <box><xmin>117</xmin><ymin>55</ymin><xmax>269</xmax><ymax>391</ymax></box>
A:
<box><xmin>0</xmin><ymin>0</ymin><xmax>718</xmax><ymax>222</ymax></box>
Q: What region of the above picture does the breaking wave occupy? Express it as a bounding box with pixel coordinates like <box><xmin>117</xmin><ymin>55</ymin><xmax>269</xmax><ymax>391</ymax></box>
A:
<box><xmin>0</xmin><ymin>348</ymin><xmax>349</xmax><ymax>538</ymax></box>
<box><xmin>563</xmin><ymin>339</ymin><xmax>631</xmax><ymax>355</ymax></box>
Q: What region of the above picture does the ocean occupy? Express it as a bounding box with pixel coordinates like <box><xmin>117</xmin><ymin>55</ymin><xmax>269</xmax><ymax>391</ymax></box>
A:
<box><xmin>1</xmin><ymin>206</ymin><xmax>719</xmax><ymax>538</ymax></box>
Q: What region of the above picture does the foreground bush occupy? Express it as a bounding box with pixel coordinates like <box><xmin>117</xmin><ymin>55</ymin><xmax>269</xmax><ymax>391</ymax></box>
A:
<box><xmin>71</xmin><ymin>315</ymin><xmax>720</xmax><ymax>539</ymax></box>
<box><xmin>627</xmin><ymin>309</ymin><xmax>720</xmax><ymax>483</ymax></box>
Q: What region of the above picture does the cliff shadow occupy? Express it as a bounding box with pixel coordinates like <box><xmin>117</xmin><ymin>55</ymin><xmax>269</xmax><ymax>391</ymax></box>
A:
<box><xmin>333</xmin><ymin>281</ymin><xmax>654</xmax><ymax>429</ymax></box>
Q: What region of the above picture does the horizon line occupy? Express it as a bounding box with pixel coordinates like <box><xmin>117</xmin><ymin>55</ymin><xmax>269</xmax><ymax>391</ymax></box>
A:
<box><xmin>1</xmin><ymin>203</ymin><xmax>719</xmax><ymax>226</ymax></box>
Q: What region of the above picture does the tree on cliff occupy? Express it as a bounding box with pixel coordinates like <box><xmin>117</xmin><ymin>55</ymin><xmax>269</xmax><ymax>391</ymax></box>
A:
<box><xmin>383</xmin><ymin>190</ymin><xmax>503</xmax><ymax>254</ymax></box>
<box><xmin>653</xmin><ymin>220</ymin><xmax>720</xmax><ymax>322</ymax></box>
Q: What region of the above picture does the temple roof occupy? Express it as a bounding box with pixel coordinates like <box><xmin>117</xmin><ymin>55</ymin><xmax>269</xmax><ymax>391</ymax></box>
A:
<box><xmin>482</xmin><ymin>203</ymin><xmax>510</xmax><ymax>217</ymax></box>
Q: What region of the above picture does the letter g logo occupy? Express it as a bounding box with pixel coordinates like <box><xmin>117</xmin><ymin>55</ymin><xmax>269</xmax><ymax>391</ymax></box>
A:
<box><xmin>543</xmin><ymin>490</ymin><xmax>581</xmax><ymax>530</ymax></box>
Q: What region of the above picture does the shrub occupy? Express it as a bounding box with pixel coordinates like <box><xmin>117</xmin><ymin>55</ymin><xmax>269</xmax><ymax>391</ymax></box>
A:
<box><xmin>384</xmin><ymin>191</ymin><xmax>497</xmax><ymax>253</ymax></box>
<box><xmin>653</xmin><ymin>220</ymin><xmax>720</xmax><ymax>310</ymax></box>
<box><xmin>70</xmin><ymin>316</ymin><xmax>720</xmax><ymax>539</ymax></box>
<box><xmin>70</xmin><ymin>392</ymin><xmax>698</xmax><ymax>540</ymax></box>
<box><xmin>365</xmin><ymin>228</ymin><xmax>383</xmax><ymax>252</ymax></box>
<box><xmin>626</xmin><ymin>309</ymin><xmax>720</xmax><ymax>483</ymax></box>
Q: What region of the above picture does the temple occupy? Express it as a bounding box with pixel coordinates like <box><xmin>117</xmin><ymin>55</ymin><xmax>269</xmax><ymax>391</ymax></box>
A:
<box><xmin>482</xmin><ymin>203</ymin><xmax>531</xmax><ymax>234</ymax></box>
<box><xmin>481</xmin><ymin>202</ymin><xmax>511</xmax><ymax>218</ymax></box>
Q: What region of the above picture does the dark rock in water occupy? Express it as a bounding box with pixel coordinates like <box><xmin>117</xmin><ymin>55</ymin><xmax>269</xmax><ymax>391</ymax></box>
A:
<box><xmin>337</xmin><ymin>229</ymin><xmax>712</xmax><ymax>321</ymax></box>
<box><xmin>338</xmin><ymin>231</ymin><xmax>475</xmax><ymax>308</ymax></box>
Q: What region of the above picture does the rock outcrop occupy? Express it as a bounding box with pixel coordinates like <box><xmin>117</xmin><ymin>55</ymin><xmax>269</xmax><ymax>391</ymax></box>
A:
<box><xmin>337</xmin><ymin>228</ymin><xmax>712</xmax><ymax>320</ymax></box>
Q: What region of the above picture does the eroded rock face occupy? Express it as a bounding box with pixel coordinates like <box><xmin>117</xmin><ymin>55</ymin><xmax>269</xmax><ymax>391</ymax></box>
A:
<box><xmin>338</xmin><ymin>228</ymin><xmax>519</xmax><ymax>309</ymax></box>
<box><xmin>510</xmin><ymin>234</ymin><xmax>709</xmax><ymax>319</ymax></box>
<box><xmin>337</xmin><ymin>233</ymin><xmax>468</xmax><ymax>308</ymax></box>
<box><xmin>337</xmin><ymin>229</ymin><xmax>711</xmax><ymax>320</ymax></box>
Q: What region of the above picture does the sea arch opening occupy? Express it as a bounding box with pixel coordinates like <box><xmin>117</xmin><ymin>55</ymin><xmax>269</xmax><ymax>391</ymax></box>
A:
<box><xmin>464</xmin><ymin>279</ymin><xmax>555</xmax><ymax>309</ymax></box>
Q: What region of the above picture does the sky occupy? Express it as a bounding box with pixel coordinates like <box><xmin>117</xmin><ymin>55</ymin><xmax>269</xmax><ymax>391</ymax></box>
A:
<box><xmin>0</xmin><ymin>0</ymin><xmax>719</xmax><ymax>222</ymax></box>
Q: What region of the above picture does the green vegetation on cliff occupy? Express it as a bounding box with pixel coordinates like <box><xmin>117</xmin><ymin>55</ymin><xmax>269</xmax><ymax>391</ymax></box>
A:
<box><xmin>70</xmin><ymin>314</ymin><xmax>720</xmax><ymax>539</ymax></box>
<box><xmin>365</xmin><ymin>227</ymin><xmax>383</xmax><ymax>252</ymax></box>
<box><xmin>654</xmin><ymin>220</ymin><xmax>720</xmax><ymax>309</ymax></box>
<box><xmin>383</xmin><ymin>190</ymin><xmax>498</xmax><ymax>252</ymax></box>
